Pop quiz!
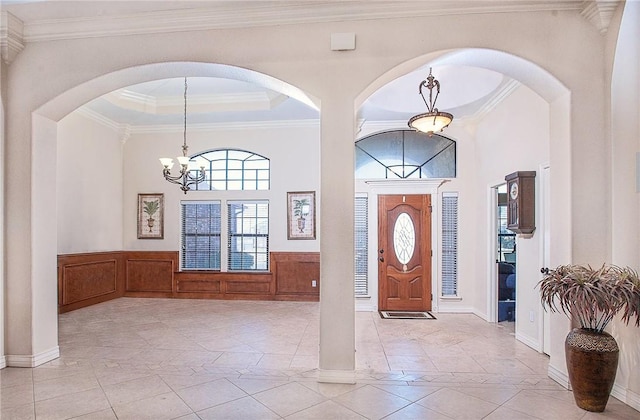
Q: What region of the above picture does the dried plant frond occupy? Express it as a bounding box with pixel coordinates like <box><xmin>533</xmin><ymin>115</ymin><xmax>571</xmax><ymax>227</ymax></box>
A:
<box><xmin>537</xmin><ymin>264</ymin><xmax>640</xmax><ymax>333</ymax></box>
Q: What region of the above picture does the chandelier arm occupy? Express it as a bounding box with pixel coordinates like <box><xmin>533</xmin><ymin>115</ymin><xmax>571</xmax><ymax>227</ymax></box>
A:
<box><xmin>431</xmin><ymin>79</ymin><xmax>441</xmax><ymax>112</ymax></box>
<box><xmin>418</xmin><ymin>81</ymin><xmax>431</xmax><ymax>111</ymax></box>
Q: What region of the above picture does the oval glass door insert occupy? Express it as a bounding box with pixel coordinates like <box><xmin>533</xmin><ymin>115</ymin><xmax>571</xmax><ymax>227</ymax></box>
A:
<box><xmin>393</xmin><ymin>212</ymin><xmax>415</xmax><ymax>267</ymax></box>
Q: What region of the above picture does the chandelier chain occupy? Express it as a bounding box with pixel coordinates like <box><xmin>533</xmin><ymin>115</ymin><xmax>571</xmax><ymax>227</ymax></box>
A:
<box><xmin>182</xmin><ymin>77</ymin><xmax>188</xmax><ymax>156</ymax></box>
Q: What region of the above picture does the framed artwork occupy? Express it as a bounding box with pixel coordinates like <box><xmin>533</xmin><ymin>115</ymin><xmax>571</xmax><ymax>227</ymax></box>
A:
<box><xmin>137</xmin><ymin>193</ymin><xmax>164</xmax><ymax>239</ymax></box>
<box><xmin>287</xmin><ymin>191</ymin><xmax>316</xmax><ymax>240</ymax></box>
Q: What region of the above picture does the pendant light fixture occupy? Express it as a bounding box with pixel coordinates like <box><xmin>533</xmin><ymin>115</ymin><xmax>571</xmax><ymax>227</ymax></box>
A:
<box><xmin>159</xmin><ymin>77</ymin><xmax>206</xmax><ymax>193</ymax></box>
<box><xmin>408</xmin><ymin>68</ymin><xmax>453</xmax><ymax>136</ymax></box>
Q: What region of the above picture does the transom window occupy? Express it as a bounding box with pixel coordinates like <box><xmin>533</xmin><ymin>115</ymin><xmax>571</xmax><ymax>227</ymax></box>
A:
<box><xmin>355</xmin><ymin>129</ymin><xmax>456</xmax><ymax>179</ymax></box>
<box><xmin>191</xmin><ymin>149</ymin><xmax>270</xmax><ymax>191</ymax></box>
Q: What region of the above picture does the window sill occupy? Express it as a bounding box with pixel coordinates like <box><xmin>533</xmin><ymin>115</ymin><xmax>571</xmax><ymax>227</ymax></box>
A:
<box><xmin>440</xmin><ymin>295</ymin><xmax>462</xmax><ymax>301</ymax></box>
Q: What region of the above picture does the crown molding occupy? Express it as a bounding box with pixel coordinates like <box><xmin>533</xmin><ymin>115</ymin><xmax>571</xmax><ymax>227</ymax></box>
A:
<box><xmin>580</xmin><ymin>0</ymin><xmax>620</xmax><ymax>34</ymax></box>
<box><xmin>468</xmin><ymin>79</ymin><xmax>522</xmax><ymax>124</ymax></box>
<box><xmin>1</xmin><ymin>12</ymin><xmax>24</xmax><ymax>64</ymax></box>
<box><xmin>75</xmin><ymin>105</ymin><xmax>319</xmax><ymax>133</ymax></box>
<box><xmin>19</xmin><ymin>2</ymin><xmax>586</xmax><ymax>43</ymax></box>
<box><xmin>131</xmin><ymin>119</ymin><xmax>320</xmax><ymax>134</ymax></box>
<box><xmin>75</xmin><ymin>106</ymin><xmax>122</xmax><ymax>132</ymax></box>
<box><xmin>103</xmin><ymin>89</ymin><xmax>288</xmax><ymax>114</ymax></box>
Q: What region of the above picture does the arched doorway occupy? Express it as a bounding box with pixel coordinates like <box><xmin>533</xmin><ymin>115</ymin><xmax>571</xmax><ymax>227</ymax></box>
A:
<box><xmin>354</xmin><ymin>49</ymin><xmax>569</xmax><ymax>356</ymax></box>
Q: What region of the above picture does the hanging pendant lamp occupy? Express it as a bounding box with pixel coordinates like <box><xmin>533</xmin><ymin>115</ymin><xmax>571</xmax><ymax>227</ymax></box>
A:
<box><xmin>408</xmin><ymin>68</ymin><xmax>453</xmax><ymax>136</ymax></box>
<box><xmin>159</xmin><ymin>77</ymin><xmax>206</xmax><ymax>193</ymax></box>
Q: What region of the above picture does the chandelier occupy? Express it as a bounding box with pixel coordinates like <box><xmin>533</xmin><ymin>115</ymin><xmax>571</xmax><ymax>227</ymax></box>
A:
<box><xmin>159</xmin><ymin>77</ymin><xmax>206</xmax><ymax>193</ymax></box>
<box><xmin>408</xmin><ymin>68</ymin><xmax>453</xmax><ymax>136</ymax></box>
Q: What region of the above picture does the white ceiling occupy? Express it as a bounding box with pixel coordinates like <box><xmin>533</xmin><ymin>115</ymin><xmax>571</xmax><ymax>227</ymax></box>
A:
<box><xmin>1</xmin><ymin>1</ymin><xmax>618</xmax><ymax>132</ymax></box>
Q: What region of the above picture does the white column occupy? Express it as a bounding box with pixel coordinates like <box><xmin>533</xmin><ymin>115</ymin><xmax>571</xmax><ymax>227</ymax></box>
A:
<box><xmin>4</xmin><ymin>112</ymin><xmax>59</xmax><ymax>367</ymax></box>
<box><xmin>318</xmin><ymin>94</ymin><xmax>356</xmax><ymax>383</ymax></box>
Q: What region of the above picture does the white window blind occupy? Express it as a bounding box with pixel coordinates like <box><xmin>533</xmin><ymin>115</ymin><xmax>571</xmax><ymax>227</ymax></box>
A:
<box><xmin>354</xmin><ymin>195</ymin><xmax>369</xmax><ymax>296</ymax></box>
<box><xmin>181</xmin><ymin>201</ymin><xmax>222</xmax><ymax>270</ymax></box>
<box><xmin>442</xmin><ymin>192</ymin><xmax>458</xmax><ymax>296</ymax></box>
<box><xmin>227</xmin><ymin>201</ymin><xmax>269</xmax><ymax>271</ymax></box>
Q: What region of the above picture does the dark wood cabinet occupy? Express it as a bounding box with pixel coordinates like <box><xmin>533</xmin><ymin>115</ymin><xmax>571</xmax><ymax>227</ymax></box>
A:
<box><xmin>505</xmin><ymin>171</ymin><xmax>536</xmax><ymax>234</ymax></box>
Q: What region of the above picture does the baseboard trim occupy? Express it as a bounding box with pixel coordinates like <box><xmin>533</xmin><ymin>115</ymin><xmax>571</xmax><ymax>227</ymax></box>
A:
<box><xmin>611</xmin><ymin>383</ymin><xmax>627</xmax><ymax>404</ymax></box>
<box><xmin>0</xmin><ymin>355</ymin><xmax>6</xmax><ymax>369</ymax></box>
<box><xmin>355</xmin><ymin>299</ymin><xmax>375</xmax><ymax>312</ymax></box>
<box><xmin>626</xmin><ymin>389</ymin><xmax>640</xmax><ymax>412</ymax></box>
<box><xmin>611</xmin><ymin>385</ymin><xmax>640</xmax><ymax>412</ymax></box>
<box><xmin>318</xmin><ymin>369</ymin><xmax>356</xmax><ymax>384</ymax></box>
<box><xmin>6</xmin><ymin>346</ymin><xmax>60</xmax><ymax>368</ymax></box>
<box><xmin>438</xmin><ymin>305</ymin><xmax>475</xmax><ymax>314</ymax></box>
<box><xmin>515</xmin><ymin>331</ymin><xmax>540</xmax><ymax>352</ymax></box>
<box><xmin>548</xmin><ymin>363</ymin><xmax>570</xmax><ymax>389</ymax></box>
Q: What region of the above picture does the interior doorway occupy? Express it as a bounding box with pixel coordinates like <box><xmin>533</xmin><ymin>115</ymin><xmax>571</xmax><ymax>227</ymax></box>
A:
<box><xmin>496</xmin><ymin>184</ymin><xmax>516</xmax><ymax>323</ymax></box>
<box><xmin>377</xmin><ymin>194</ymin><xmax>432</xmax><ymax>311</ymax></box>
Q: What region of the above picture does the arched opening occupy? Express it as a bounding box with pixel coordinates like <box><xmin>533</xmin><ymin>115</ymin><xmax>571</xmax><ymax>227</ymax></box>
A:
<box><xmin>34</xmin><ymin>62</ymin><xmax>321</xmax><ymax>369</ymax></box>
<box><xmin>354</xmin><ymin>49</ymin><xmax>570</xmax><ymax>360</ymax></box>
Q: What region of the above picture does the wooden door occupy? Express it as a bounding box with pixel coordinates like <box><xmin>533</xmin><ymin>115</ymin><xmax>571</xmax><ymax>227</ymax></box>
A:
<box><xmin>378</xmin><ymin>194</ymin><xmax>432</xmax><ymax>311</ymax></box>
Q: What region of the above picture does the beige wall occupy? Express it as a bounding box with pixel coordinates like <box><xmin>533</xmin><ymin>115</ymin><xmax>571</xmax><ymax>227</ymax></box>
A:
<box><xmin>0</xmin><ymin>61</ymin><xmax>5</xmax><ymax>368</ymax></box>
<box><xmin>57</xmin><ymin>112</ymin><xmax>124</xmax><ymax>254</ymax></box>
<box><xmin>122</xmin><ymin>125</ymin><xmax>321</xmax><ymax>253</ymax></box>
<box><xmin>2</xmin><ymin>6</ymin><xmax>630</xmax><ymax>396</ymax></box>
<box><xmin>608</xmin><ymin>0</ymin><xmax>640</xmax><ymax>399</ymax></box>
<box><xmin>474</xmin><ymin>86</ymin><xmax>550</xmax><ymax>346</ymax></box>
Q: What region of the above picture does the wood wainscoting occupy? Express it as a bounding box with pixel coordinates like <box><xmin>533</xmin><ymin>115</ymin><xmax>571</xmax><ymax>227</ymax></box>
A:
<box><xmin>58</xmin><ymin>251</ymin><xmax>319</xmax><ymax>312</ymax></box>
<box><xmin>271</xmin><ymin>252</ymin><xmax>320</xmax><ymax>301</ymax></box>
<box><xmin>124</xmin><ymin>251</ymin><xmax>178</xmax><ymax>298</ymax></box>
<box><xmin>58</xmin><ymin>252</ymin><xmax>126</xmax><ymax>313</ymax></box>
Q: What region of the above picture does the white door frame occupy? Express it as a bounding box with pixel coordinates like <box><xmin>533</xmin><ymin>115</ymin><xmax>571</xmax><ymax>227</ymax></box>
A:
<box><xmin>539</xmin><ymin>163</ymin><xmax>551</xmax><ymax>354</ymax></box>
<box><xmin>362</xmin><ymin>179</ymin><xmax>448</xmax><ymax>313</ymax></box>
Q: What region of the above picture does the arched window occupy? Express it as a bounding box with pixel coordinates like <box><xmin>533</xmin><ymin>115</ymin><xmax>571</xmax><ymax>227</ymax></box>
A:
<box><xmin>355</xmin><ymin>130</ymin><xmax>456</xmax><ymax>179</ymax></box>
<box><xmin>191</xmin><ymin>149</ymin><xmax>270</xmax><ymax>191</ymax></box>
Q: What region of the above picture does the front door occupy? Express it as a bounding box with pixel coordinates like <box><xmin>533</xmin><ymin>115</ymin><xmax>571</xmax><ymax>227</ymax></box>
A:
<box><xmin>378</xmin><ymin>194</ymin><xmax>432</xmax><ymax>311</ymax></box>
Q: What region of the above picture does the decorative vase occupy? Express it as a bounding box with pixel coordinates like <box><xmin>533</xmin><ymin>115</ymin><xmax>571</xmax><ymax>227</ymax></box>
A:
<box><xmin>147</xmin><ymin>217</ymin><xmax>155</xmax><ymax>232</ymax></box>
<box><xmin>297</xmin><ymin>217</ymin><xmax>305</xmax><ymax>233</ymax></box>
<box><xmin>565</xmin><ymin>328</ymin><xmax>619</xmax><ymax>412</ymax></box>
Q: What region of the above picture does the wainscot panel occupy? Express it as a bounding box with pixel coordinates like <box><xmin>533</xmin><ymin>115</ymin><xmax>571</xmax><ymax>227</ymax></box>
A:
<box><xmin>271</xmin><ymin>252</ymin><xmax>320</xmax><ymax>301</ymax></box>
<box><xmin>58</xmin><ymin>251</ymin><xmax>318</xmax><ymax>312</ymax></box>
<box><xmin>58</xmin><ymin>252</ymin><xmax>125</xmax><ymax>313</ymax></box>
<box><xmin>175</xmin><ymin>271</ymin><xmax>273</xmax><ymax>300</ymax></box>
<box><xmin>124</xmin><ymin>251</ymin><xmax>178</xmax><ymax>298</ymax></box>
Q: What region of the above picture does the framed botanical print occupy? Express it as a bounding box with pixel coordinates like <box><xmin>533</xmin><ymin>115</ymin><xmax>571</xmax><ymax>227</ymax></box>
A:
<box><xmin>137</xmin><ymin>193</ymin><xmax>164</xmax><ymax>239</ymax></box>
<box><xmin>287</xmin><ymin>191</ymin><xmax>316</xmax><ymax>240</ymax></box>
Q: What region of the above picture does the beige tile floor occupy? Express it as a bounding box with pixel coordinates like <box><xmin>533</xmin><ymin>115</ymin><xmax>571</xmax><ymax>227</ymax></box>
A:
<box><xmin>1</xmin><ymin>298</ymin><xmax>638</xmax><ymax>419</ymax></box>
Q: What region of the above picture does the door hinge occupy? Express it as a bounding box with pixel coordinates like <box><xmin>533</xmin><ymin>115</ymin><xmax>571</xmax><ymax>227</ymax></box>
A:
<box><xmin>431</xmin><ymin>250</ymin><xmax>433</xmax><ymax>257</ymax></box>
<box><xmin>431</xmin><ymin>293</ymin><xmax>433</xmax><ymax>301</ymax></box>
<box><xmin>429</xmin><ymin>205</ymin><xmax>433</xmax><ymax>213</ymax></box>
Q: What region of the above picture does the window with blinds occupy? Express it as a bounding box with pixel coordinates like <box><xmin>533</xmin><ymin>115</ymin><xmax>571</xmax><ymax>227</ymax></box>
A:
<box><xmin>181</xmin><ymin>201</ymin><xmax>222</xmax><ymax>270</ymax></box>
<box><xmin>354</xmin><ymin>195</ymin><xmax>369</xmax><ymax>296</ymax></box>
<box><xmin>227</xmin><ymin>201</ymin><xmax>269</xmax><ymax>271</ymax></box>
<box><xmin>442</xmin><ymin>192</ymin><xmax>458</xmax><ymax>296</ymax></box>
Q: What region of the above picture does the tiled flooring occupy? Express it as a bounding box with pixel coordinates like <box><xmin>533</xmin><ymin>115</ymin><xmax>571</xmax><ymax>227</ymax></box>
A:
<box><xmin>1</xmin><ymin>298</ymin><xmax>638</xmax><ymax>419</ymax></box>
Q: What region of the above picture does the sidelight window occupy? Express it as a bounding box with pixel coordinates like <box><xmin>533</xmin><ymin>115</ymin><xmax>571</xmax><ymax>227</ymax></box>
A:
<box><xmin>441</xmin><ymin>192</ymin><xmax>458</xmax><ymax>296</ymax></box>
